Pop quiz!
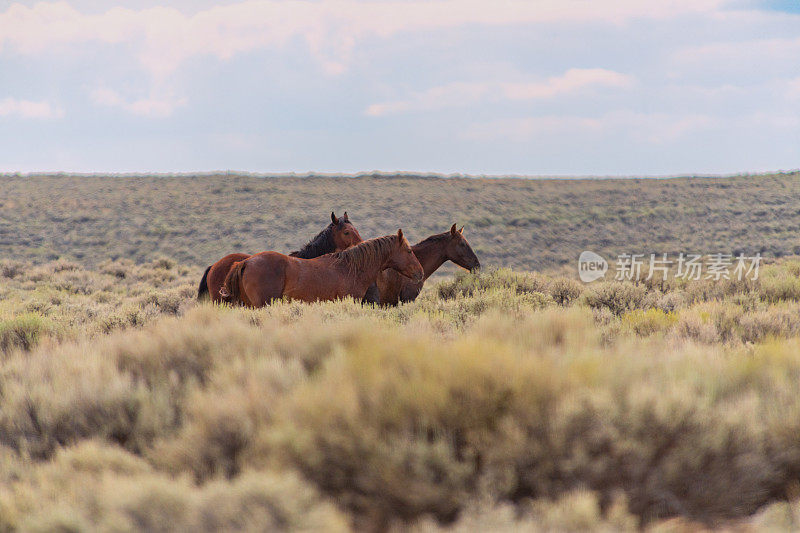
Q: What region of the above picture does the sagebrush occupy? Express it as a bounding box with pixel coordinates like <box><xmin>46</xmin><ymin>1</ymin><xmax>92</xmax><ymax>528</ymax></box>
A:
<box><xmin>3</xmin><ymin>260</ymin><xmax>800</xmax><ymax>530</ymax></box>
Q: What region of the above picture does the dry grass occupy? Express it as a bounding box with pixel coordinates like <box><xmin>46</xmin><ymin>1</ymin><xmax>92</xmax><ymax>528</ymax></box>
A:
<box><xmin>5</xmin><ymin>174</ymin><xmax>800</xmax><ymax>530</ymax></box>
<box><xmin>2</xmin><ymin>261</ymin><xmax>800</xmax><ymax>530</ymax></box>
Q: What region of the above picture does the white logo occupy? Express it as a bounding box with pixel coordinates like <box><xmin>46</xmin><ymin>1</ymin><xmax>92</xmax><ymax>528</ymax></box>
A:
<box><xmin>578</xmin><ymin>251</ymin><xmax>608</xmax><ymax>283</ymax></box>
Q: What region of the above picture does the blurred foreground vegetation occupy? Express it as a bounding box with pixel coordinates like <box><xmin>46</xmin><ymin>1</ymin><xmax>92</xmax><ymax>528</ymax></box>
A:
<box><xmin>5</xmin><ymin>256</ymin><xmax>800</xmax><ymax>530</ymax></box>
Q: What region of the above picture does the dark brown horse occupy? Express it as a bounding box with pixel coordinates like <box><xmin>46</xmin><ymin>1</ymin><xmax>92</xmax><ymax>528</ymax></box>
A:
<box><xmin>198</xmin><ymin>212</ymin><xmax>362</xmax><ymax>303</ymax></box>
<box><xmin>219</xmin><ymin>230</ymin><xmax>423</xmax><ymax>307</ymax></box>
<box><xmin>376</xmin><ymin>224</ymin><xmax>480</xmax><ymax>306</ymax></box>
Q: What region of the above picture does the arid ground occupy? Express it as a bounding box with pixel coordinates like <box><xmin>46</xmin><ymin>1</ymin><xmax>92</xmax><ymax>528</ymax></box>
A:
<box><xmin>2</xmin><ymin>173</ymin><xmax>800</xmax><ymax>531</ymax></box>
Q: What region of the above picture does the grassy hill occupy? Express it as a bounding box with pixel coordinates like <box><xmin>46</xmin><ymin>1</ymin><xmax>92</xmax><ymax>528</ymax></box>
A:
<box><xmin>3</xmin><ymin>172</ymin><xmax>800</xmax><ymax>272</ymax></box>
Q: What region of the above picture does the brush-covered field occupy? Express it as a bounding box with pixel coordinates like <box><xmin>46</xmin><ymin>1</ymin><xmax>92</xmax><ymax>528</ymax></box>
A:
<box><xmin>4</xmin><ymin>171</ymin><xmax>800</xmax><ymax>271</ymax></box>
<box><xmin>4</xmin><ymin>174</ymin><xmax>800</xmax><ymax>531</ymax></box>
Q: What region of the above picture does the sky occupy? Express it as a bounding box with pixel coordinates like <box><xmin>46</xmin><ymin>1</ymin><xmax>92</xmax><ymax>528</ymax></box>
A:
<box><xmin>0</xmin><ymin>0</ymin><xmax>798</xmax><ymax>176</ymax></box>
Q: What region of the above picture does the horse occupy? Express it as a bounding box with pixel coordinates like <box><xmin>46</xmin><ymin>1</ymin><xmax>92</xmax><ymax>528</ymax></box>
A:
<box><xmin>376</xmin><ymin>224</ymin><xmax>480</xmax><ymax>306</ymax></box>
<box><xmin>197</xmin><ymin>212</ymin><xmax>362</xmax><ymax>303</ymax></box>
<box><xmin>219</xmin><ymin>229</ymin><xmax>424</xmax><ymax>307</ymax></box>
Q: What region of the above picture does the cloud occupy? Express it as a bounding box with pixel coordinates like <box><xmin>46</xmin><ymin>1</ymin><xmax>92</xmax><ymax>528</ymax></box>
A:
<box><xmin>463</xmin><ymin>115</ymin><xmax>604</xmax><ymax>140</ymax></box>
<box><xmin>0</xmin><ymin>1</ymin><xmax>728</xmax><ymax>76</ymax></box>
<box><xmin>671</xmin><ymin>35</ymin><xmax>800</xmax><ymax>79</ymax></box>
<box><xmin>677</xmin><ymin>35</ymin><xmax>800</xmax><ymax>61</ymax></box>
<box><xmin>745</xmin><ymin>111</ymin><xmax>800</xmax><ymax>129</ymax></box>
<box><xmin>463</xmin><ymin>111</ymin><xmax>718</xmax><ymax>143</ymax></box>
<box><xmin>90</xmin><ymin>87</ymin><xmax>186</xmax><ymax>117</ymax></box>
<box><xmin>784</xmin><ymin>77</ymin><xmax>800</xmax><ymax>99</ymax></box>
<box><xmin>365</xmin><ymin>69</ymin><xmax>634</xmax><ymax>116</ymax></box>
<box><xmin>0</xmin><ymin>97</ymin><xmax>63</xmax><ymax>119</ymax></box>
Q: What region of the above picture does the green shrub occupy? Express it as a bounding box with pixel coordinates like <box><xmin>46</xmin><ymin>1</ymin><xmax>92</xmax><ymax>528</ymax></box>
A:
<box><xmin>410</xmin><ymin>492</ymin><xmax>637</xmax><ymax>532</ymax></box>
<box><xmin>0</xmin><ymin>260</ymin><xmax>24</xmax><ymax>279</ymax></box>
<box><xmin>549</xmin><ymin>277</ymin><xmax>584</xmax><ymax>306</ymax></box>
<box><xmin>582</xmin><ymin>282</ymin><xmax>648</xmax><ymax>315</ymax></box>
<box><xmin>0</xmin><ymin>350</ymin><xmax>172</xmax><ymax>458</ymax></box>
<box><xmin>153</xmin><ymin>257</ymin><xmax>176</xmax><ymax>270</ymax></box>
<box><xmin>758</xmin><ymin>272</ymin><xmax>800</xmax><ymax>303</ymax></box>
<box><xmin>151</xmin><ymin>356</ymin><xmax>305</xmax><ymax>481</ymax></box>
<box><xmin>2</xmin><ymin>442</ymin><xmax>348</xmax><ymax>533</ymax></box>
<box><xmin>437</xmin><ymin>268</ymin><xmax>550</xmax><ymax>299</ymax></box>
<box><xmin>739</xmin><ymin>307</ymin><xmax>800</xmax><ymax>343</ymax></box>
<box><xmin>192</xmin><ymin>473</ymin><xmax>349</xmax><ymax>532</ymax></box>
<box><xmin>0</xmin><ymin>313</ymin><xmax>58</xmax><ymax>353</ymax></box>
<box><xmin>275</xmin><ymin>320</ymin><xmax>554</xmax><ymax>525</ymax></box>
<box><xmin>137</xmin><ymin>289</ymin><xmax>184</xmax><ymax>315</ymax></box>
<box><xmin>673</xmin><ymin>312</ymin><xmax>720</xmax><ymax>344</ymax></box>
<box><xmin>99</xmin><ymin>303</ymin><xmax>163</xmax><ymax>334</ymax></box>
<box><xmin>620</xmin><ymin>308</ymin><xmax>677</xmax><ymax>336</ymax></box>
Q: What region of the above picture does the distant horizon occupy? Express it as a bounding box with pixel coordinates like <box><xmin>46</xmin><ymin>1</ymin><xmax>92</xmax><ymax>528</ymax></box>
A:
<box><xmin>3</xmin><ymin>169</ymin><xmax>799</xmax><ymax>181</ymax></box>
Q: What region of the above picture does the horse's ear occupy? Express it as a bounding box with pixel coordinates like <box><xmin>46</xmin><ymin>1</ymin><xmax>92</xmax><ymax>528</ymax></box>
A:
<box><xmin>397</xmin><ymin>228</ymin><xmax>404</xmax><ymax>244</ymax></box>
<box><xmin>450</xmin><ymin>223</ymin><xmax>457</xmax><ymax>236</ymax></box>
<box><xmin>331</xmin><ymin>212</ymin><xmax>339</xmax><ymax>225</ymax></box>
<box><xmin>458</xmin><ymin>226</ymin><xmax>464</xmax><ymax>234</ymax></box>
<box><xmin>342</xmin><ymin>211</ymin><xmax>349</xmax><ymax>222</ymax></box>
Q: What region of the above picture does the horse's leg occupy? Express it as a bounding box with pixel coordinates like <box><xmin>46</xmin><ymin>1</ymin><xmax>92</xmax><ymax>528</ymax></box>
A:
<box><xmin>373</xmin><ymin>271</ymin><xmax>395</xmax><ymax>306</ymax></box>
<box><xmin>398</xmin><ymin>280</ymin><xmax>423</xmax><ymax>304</ymax></box>
<box><xmin>362</xmin><ymin>283</ymin><xmax>380</xmax><ymax>306</ymax></box>
<box><xmin>376</xmin><ymin>271</ymin><xmax>402</xmax><ymax>306</ymax></box>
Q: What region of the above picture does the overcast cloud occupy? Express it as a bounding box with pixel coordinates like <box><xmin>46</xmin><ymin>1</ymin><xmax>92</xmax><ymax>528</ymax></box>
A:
<box><xmin>0</xmin><ymin>0</ymin><xmax>798</xmax><ymax>175</ymax></box>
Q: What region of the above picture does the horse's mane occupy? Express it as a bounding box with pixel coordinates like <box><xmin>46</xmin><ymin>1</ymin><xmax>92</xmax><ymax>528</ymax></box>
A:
<box><xmin>413</xmin><ymin>232</ymin><xmax>449</xmax><ymax>249</ymax></box>
<box><xmin>289</xmin><ymin>223</ymin><xmax>336</xmax><ymax>258</ymax></box>
<box><xmin>333</xmin><ymin>234</ymin><xmax>400</xmax><ymax>271</ymax></box>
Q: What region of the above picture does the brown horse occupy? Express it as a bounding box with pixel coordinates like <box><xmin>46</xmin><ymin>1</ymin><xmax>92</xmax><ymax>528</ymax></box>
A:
<box><xmin>219</xmin><ymin>229</ymin><xmax>424</xmax><ymax>307</ymax></box>
<box><xmin>198</xmin><ymin>212</ymin><xmax>362</xmax><ymax>303</ymax></box>
<box><xmin>376</xmin><ymin>224</ymin><xmax>480</xmax><ymax>306</ymax></box>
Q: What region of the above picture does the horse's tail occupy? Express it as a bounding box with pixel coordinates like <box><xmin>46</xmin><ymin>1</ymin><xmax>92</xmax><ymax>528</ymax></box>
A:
<box><xmin>197</xmin><ymin>265</ymin><xmax>212</xmax><ymax>300</ymax></box>
<box><xmin>219</xmin><ymin>260</ymin><xmax>246</xmax><ymax>305</ymax></box>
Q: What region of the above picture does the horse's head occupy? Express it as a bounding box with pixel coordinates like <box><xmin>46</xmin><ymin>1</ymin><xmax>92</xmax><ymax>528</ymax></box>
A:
<box><xmin>330</xmin><ymin>211</ymin><xmax>362</xmax><ymax>250</ymax></box>
<box><xmin>445</xmin><ymin>224</ymin><xmax>481</xmax><ymax>271</ymax></box>
<box><xmin>386</xmin><ymin>229</ymin><xmax>424</xmax><ymax>283</ymax></box>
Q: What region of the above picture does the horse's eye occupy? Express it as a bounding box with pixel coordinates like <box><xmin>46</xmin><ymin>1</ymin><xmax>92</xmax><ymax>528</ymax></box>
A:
<box><xmin>344</xmin><ymin>231</ymin><xmax>350</xmax><ymax>235</ymax></box>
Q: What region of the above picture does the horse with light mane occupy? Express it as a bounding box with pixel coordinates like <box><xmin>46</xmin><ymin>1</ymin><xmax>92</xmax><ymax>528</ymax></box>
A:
<box><xmin>376</xmin><ymin>224</ymin><xmax>480</xmax><ymax>306</ymax></box>
<box><xmin>197</xmin><ymin>212</ymin><xmax>362</xmax><ymax>303</ymax></box>
<box><xmin>219</xmin><ymin>229</ymin><xmax>423</xmax><ymax>307</ymax></box>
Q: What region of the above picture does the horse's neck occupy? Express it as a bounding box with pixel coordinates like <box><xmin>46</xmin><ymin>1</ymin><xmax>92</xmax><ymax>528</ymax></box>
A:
<box><xmin>341</xmin><ymin>240</ymin><xmax>395</xmax><ymax>289</ymax></box>
<box><xmin>412</xmin><ymin>240</ymin><xmax>447</xmax><ymax>280</ymax></box>
<box><xmin>291</xmin><ymin>227</ymin><xmax>332</xmax><ymax>258</ymax></box>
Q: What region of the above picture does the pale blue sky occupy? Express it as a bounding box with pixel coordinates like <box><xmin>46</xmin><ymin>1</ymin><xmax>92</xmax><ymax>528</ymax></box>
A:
<box><xmin>0</xmin><ymin>0</ymin><xmax>798</xmax><ymax>175</ymax></box>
